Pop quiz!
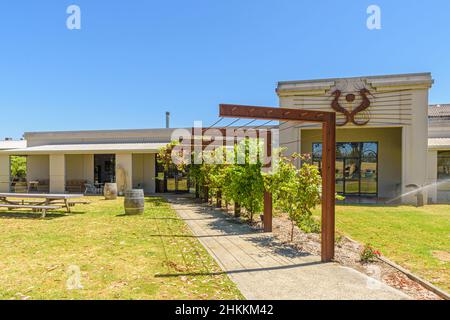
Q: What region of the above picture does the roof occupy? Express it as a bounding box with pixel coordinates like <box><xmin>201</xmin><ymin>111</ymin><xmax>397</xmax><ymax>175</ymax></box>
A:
<box><xmin>0</xmin><ymin>140</ymin><xmax>27</xmax><ymax>150</ymax></box>
<box><xmin>429</xmin><ymin>104</ymin><xmax>450</xmax><ymax>117</ymax></box>
<box><xmin>428</xmin><ymin>138</ymin><xmax>450</xmax><ymax>150</ymax></box>
<box><xmin>0</xmin><ymin>142</ymin><xmax>168</xmax><ymax>155</ymax></box>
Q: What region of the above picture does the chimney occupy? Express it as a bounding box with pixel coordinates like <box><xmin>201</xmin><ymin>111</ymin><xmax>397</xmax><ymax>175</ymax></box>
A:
<box><xmin>165</xmin><ymin>111</ymin><xmax>170</xmax><ymax>128</ymax></box>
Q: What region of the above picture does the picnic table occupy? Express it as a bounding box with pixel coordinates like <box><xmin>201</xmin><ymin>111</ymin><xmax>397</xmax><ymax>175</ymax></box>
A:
<box><xmin>0</xmin><ymin>193</ymin><xmax>85</xmax><ymax>217</ymax></box>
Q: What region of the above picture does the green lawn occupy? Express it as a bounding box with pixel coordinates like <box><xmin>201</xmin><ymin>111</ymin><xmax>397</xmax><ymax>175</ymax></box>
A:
<box><xmin>314</xmin><ymin>204</ymin><xmax>450</xmax><ymax>292</ymax></box>
<box><xmin>0</xmin><ymin>196</ymin><xmax>242</xmax><ymax>300</ymax></box>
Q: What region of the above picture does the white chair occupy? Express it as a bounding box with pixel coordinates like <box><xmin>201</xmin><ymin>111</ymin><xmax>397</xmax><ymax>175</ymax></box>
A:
<box><xmin>84</xmin><ymin>183</ymin><xmax>102</xmax><ymax>195</ymax></box>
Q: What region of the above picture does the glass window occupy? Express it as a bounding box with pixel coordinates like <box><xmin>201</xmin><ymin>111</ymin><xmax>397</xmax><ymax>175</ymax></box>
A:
<box><xmin>312</xmin><ymin>142</ymin><xmax>378</xmax><ymax>196</ymax></box>
<box><xmin>438</xmin><ymin>151</ymin><xmax>450</xmax><ymax>181</ymax></box>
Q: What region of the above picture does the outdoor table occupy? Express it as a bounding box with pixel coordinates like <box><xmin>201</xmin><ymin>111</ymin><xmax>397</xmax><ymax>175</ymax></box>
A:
<box><xmin>0</xmin><ymin>193</ymin><xmax>84</xmax><ymax>213</ymax></box>
<box><xmin>27</xmin><ymin>181</ymin><xmax>39</xmax><ymax>192</ymax></box>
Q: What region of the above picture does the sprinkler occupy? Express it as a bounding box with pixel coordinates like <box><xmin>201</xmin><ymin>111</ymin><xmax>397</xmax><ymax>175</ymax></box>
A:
<box><xmin>406</xmin><ymin>184</ymin><xmax>424</xmax><ymax>207</ymax></box>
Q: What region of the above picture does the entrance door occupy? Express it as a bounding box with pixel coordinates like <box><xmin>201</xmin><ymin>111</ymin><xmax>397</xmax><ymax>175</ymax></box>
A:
<box><xmin>343</xmin><ymin>157</ymin><xmax>360</xmax><ymax>195</ymax></box>
<box><xmin>312</xmin><ymin>142</ymin><xmax>378</xmax><ymax>197</ymax></box>
<box><xmin>94</xmin><ymin>154</ymin><xmax>116</xmax><ymax>184</ymax></box>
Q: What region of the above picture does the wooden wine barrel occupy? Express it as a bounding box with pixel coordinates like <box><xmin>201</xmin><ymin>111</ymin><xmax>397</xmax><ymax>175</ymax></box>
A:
<box><xmin>124</xmin><ymin>189</ymin><xmax>145</xmax><ymax>215</ymax></box>
<box><xmin>104</xmin><ymin>183</ymin><xmax>118</xmax><ymax>200</ymax></box>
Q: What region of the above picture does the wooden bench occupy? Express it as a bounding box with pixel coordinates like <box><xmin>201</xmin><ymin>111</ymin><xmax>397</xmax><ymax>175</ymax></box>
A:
<box><xmin>0</xmin><ymin>204</ymin><xmax>62</xmax><ymax>218</ymax></box>
<box><xmin>52</xmin><ymin>200</ymin><xmax>91</xmax><ymax>207</ymax></box>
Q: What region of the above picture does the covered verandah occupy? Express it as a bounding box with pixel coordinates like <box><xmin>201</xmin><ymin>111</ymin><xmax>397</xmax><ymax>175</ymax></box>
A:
<box><xmin>0</xmin><ymin>143</ymin><xmax>166</xmax><ymax>194</ymax></box>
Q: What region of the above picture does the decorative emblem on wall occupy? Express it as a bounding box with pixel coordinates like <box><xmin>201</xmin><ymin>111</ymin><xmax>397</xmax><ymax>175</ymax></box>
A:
<box><xmin>331</xmin><ymin>88</ymin><xmax>372</xmax><ymax>126</ymax></box>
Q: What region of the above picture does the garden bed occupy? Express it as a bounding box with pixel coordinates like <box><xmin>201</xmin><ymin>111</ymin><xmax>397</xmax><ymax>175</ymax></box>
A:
<box><xmin>217</xmin><ymin>202</ymin><xmax>443</xmax><ymax>300</ymax></box>
<box><xmin>267</xmin><ymin>213</ymin><xmax>441</xmax><ymax>300</ymax></box>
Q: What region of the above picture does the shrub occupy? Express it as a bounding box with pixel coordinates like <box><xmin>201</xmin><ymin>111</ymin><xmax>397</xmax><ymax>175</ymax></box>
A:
<box><xmin>266</xmin><ymin>153</ymin><xmax>322</xmax><ymax>241</ymax></box>
<box><xmin>360</xmin><ymin>244</ymin><xmax>381</xmax><ymax>263</ymax></box>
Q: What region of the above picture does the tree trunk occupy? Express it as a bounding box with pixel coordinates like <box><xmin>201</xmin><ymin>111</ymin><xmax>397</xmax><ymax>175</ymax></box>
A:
<box><xmin>290</xmin><ymin>221</ymin><xmax>295</xmax><ymax>242</ymax></box>
<box><xmin>234</xmin><ymin>201</ymin><xmax>241</xmax><ymax>217</ymax></box>
<box><xmin>216</xmin><ymin>191</ymin><xmax>222</xmax><ymax>208</ymax></box>
<box><xmin>203</xmin><ymin>186</ymin><xmax>209</xmax><ymax>203</ymax></box>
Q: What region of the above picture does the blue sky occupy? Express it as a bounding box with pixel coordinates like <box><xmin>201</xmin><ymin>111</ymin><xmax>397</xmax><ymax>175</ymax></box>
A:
<box><xmin>1</xmin><ymin>0</ymin><xmax>449</xmax><ymax>138</ymax></box>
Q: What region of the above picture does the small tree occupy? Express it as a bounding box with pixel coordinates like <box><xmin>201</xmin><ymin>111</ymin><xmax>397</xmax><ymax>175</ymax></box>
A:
<box><xmin>10</xmin><ymin>156</ymin><xmax>27</xmax><ymax>181</ymax></box>
<box><xmin>226</xmin><ymin>139</ymin><xmax>264</xmax><ymax>222</ymax></box>
<box><xmin>267</xmin><ymin>153</ymin><xmax>321</xmax><ymax>241</ymax></box>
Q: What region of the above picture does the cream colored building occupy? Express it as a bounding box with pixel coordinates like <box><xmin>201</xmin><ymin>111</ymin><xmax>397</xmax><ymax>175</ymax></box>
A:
<box><xmin>0</xmin><ymin>72</ymin><xmax>449</xmax><ymax>203</ymax></box>
<box><xmin>277</xmin><ymin>73</ymin><xmax>449</xmax><ymax>203</ymax></box>
<box><xmin>0</xmin><ymin>129</ymin><xmax>175</xmax><ymax>194</ymax></box>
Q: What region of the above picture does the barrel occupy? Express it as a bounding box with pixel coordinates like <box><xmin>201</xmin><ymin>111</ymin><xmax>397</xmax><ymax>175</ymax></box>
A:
<box><xmin>124</xmin><ymin>189</ymin><xmax>145</xmax><ymax>215</ymax></box>
<box><xmin>104</xmin><ymin>183</ymin><xmax>118</xmax><ymax>200</ymax></box>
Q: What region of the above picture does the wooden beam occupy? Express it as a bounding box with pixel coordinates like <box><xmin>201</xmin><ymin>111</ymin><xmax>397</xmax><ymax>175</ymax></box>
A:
<box><xmin>220</xmin><ymin>104</ymin><xmax>327</xmax><ymax>123</ymax></box>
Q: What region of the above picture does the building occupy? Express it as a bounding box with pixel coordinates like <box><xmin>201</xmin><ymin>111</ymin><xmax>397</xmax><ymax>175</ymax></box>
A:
<box><xmin>0</xmin><ymin>129</ymin><xmax>175</xmax><ymax>194</ymax></box>
<box><xmin>277</xmin><ymin>72</ymin><xmax>449</xmax><ymax>203</ymax></box>
<box><xmin>0</xmin><ymin>72</ymin><xmax>448</xmax><ymax>203</ymax></box>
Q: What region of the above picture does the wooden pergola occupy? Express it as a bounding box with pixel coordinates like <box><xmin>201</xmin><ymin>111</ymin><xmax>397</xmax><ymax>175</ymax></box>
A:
<box><xmin>218</xmin><ymin>104</ymin><xmax>336</xmax><ymax>262</ymax></box>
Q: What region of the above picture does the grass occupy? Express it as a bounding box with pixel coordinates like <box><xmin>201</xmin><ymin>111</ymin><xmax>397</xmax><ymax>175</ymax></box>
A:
<box><xmin>0</xmin><ymin>196</ymin><xmax>243</xmax><ymax>300</ymax></box>
<box><xmin>313</xmin><ymin>204</ymin><xmax>450</xmax><ymax>292</ymax></box>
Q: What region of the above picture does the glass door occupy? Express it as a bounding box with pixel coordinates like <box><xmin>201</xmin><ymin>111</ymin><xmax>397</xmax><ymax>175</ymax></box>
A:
<box><xmin>344</xmin><ymin>157</ymin><xmax>360</xmax><ymax>194</ymax></box>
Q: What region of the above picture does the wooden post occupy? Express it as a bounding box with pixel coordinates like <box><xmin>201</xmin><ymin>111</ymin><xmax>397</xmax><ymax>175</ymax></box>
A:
<box><xmin>263</xmin><ymin>129</ymin><xmax>273</xmax><ymax>233</ymax></box>
<box><xmin>195</xmin><ymin>183</ymin><xmax>199</xmax><ymax>198</ymax></box>
<box><xmin>203</xmin><ymin>186</ymin><xmax>209</xmax><ymax>203</ymax></box>
<box><xmin>263</xmin><ymin>191</ymin><xmax>272</xmax><ymax>232</ymax></box>
<box><xmin>234</xmin><ymin>202</ymin><xmax>241</xmax><ymax>217</ymax></box>
<box><xmin>321</xmin><ymin>113</ymin><xmax>336</xmax><ymax>262</ymax></box>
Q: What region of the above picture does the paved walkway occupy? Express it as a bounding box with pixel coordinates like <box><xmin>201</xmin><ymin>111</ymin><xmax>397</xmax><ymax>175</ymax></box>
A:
<box><xmin>165</xmin><ymin>195</ymin><xmax>409</xmax><ymax>300</ymax></box>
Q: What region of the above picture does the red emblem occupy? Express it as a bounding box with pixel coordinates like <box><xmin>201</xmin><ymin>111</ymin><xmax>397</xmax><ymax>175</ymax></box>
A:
<box><xmin>331</xmin><ymin>88</ymin><xmax>371</xmax><ymax>126</ymax></box>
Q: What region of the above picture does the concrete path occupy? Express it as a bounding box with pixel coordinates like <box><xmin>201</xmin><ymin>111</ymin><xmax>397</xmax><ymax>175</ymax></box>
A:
<box><xmin>164</xmin><ymin>195</ymin><xmax>409</xmax><ymax>300</ymax></box>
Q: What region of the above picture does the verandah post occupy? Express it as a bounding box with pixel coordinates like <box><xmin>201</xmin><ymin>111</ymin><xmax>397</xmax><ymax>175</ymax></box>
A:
<box><xmin>321</xmin><ymin>113</ymin><xmax>336</xmax><ymax>262</ymax></box>
<box><xmin>263</xmin><ymin>191</ymin><xmax>272</xmax><ymax>232</ymax></box>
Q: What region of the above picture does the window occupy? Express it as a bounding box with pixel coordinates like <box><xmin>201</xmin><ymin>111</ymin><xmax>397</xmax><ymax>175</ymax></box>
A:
<box><xmin>437</xmin><ymin>151</ymin><xmax>450</xmax><ymax>199</ymax></box>
<box><xmin>312</xmin><ymin>142</ymin><xmax>378</xmax><ymax>196</ymax></box>
<box><xmin>438</xmin><ymin>151</ymin><xmax>450</xmax><ymax>181</ymax></box>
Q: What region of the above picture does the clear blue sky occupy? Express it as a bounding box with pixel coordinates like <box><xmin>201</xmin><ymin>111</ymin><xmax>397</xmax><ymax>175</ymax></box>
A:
<box><xmin>1</xmin><ymin>0</ymin><xmax>449</xmax><ymax>138</ymax></box>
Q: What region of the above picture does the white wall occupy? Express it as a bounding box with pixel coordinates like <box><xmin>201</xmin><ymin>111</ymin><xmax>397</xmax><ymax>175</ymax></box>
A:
<box><xmin>0</xmin><ymin>155</ymin><xmax>10</xmax><ymax>192</ymax></box>
<box><xmin>49</xmin><ymin>154</ymin><xmax>65</xmax><ymax>193</ymax></box>
<box><xmin>27</xmin><ymin>155</ymin><xmax>50</xmax><ymax>182</ymax></box>
<box><xmin>65</xmin><ymin>154</ymin><xmax>94</xmax><ymax>182</ymax></box>
<box><xmin>132</xmin><ymin>153</ymin><xmax>156</xmax><ymax>194</ymax></box>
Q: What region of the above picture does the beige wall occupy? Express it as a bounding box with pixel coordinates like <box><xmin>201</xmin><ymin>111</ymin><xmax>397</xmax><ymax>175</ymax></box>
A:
<box><xmin>24</xmin><ymin>128</ymin><xmax>176</xmax><ymax>147</ymax></box>
<box><xmin>65</xmin><ymin>154</ymin><xmax>94</xmax><ymax>182</ymax></box>
<box><xmin>300</xmin><ymin>127</ymin><xmax>402</xmax><ymax>198</ymax></box>
<box><xmin>27</xmin><ymin>155</ymin><xmax>49</xmax><ymax>181</ymax></box>
<box><xmin>49</xmin><ymin>154</ymin><xmax>65</xmax><ymax>193</ymax></box>
<box><xmin>132</xmin><ymin>154</ymin><xmax>156</xmax><ymax>194</ymax></box>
